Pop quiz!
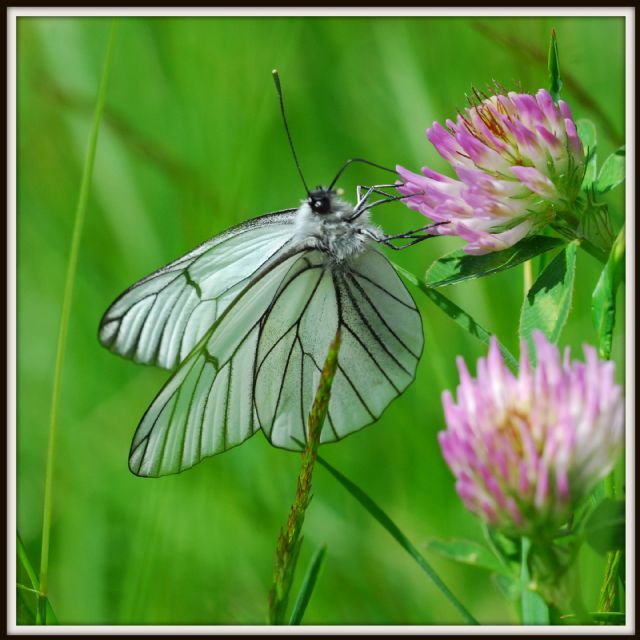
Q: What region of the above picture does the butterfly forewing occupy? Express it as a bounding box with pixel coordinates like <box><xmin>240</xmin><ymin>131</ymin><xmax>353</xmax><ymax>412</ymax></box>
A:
<box><xmin>99</xmin><ymin>210</ymin><xmax>296</xmax><ymax>370</ymax></box>
<box><xmin>127</xmin><ymin>247</ymin><xmax>306</xmax><ymax>476</ymax></box>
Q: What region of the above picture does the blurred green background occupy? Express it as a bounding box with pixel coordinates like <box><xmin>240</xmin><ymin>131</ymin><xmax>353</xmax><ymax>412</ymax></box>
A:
<box><xmin>17</xmin><ymin>16</ymin><xmax>625</xmax><ymax>625</ymax></box>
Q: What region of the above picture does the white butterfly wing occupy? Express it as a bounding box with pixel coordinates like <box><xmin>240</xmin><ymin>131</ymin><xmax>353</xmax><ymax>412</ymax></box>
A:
<box><xmin>128</xmin><ymin>243</ymin><xmax>422</xmax><ymax>477</ymax></box>
<box><xmin>99</xmin><ymin>210</ymin><xmax>296</xmax><ymax>370</ymax></box>
<box><xmin>255</xmin><ymin>247</ymin><xmax>423</xmax><ymax>449</ymax></box>
<box><xmin>128</xmin><ymin>249</ymin><xmax>306</xmax><ymax>476</ymax></box>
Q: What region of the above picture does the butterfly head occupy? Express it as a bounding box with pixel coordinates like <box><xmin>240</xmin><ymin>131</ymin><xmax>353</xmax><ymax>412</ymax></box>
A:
<box><xmin>308</xmin><ymin>187</ymin><xmax>336</xmax><ymax>215</ymax></box>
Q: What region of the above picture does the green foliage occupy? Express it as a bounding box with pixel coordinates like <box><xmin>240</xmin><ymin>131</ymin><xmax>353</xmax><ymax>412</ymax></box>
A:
<box><xmin>591</xmin><ymin>226</ymin><xmax>625</xmax><ymax>359</ymax></box>
<box><xmin>393</xmin><ymin>263</ymin><xmax>518</xmax><ymax>369</ymax></box>
<box><xmin>520</xmin><ymin>538</ymin><xmax>550</xmax><ymax>624</ymax></box>
<box><xmin>424</xmin><ymin>237</ymin><xmax>565</xmax><ymax>288</ymax></box>
<box><xmin>598</xmin><ymin>548</ymin><xmax>624</xmax><ymax>612</ymax></box>
<box><xmin>36</xmin><ymin>20</ymin><xmax>117</xmax><ymax>625</ymax></box>
<box><xmin>16</xmin><ymin>16</ymin><xmax>623</xmax><ymax>625</ymax></box>
<box><xmin>493</xmin><ymin>574</ymin><xmax>522</xmax><ymax>601</ymax></box>
<box><xmin>520</xmin><ymin>242</ymin><xmax>578</xmax><ymax>349</ymax></box>
<box><xmin>596</xmin><ymin>147</ymin><xmax>625</xmax><ymax>194</ymax></box>
<box><xmin>425</xmin><ymin>288</ymin><xmax>519</xmax><ymax>371</ymax></box>
<box><xmin>17</xmin><ymin>534</ymin><xmax>58</xmax><ymax>624</ymax></box>
<box><xmin>426</xmin><ymin>539</ymin><xmax>507</xmax><ymax>575</ymax></box>
<box><xmin>577</xmin><ymin>119</ymin><xmax>598</xmax><ymax>190</ymax></box>
<box><xmin>484</xmin><ymin>526</ymin><xmax>520</xmax><ymax>565</ymax></box>
<box><xmin>317</xmin><ymin>456</ymin><xmax>478</xmax><ymax>624</ymax></box>
<box><xmin>289</xmin><ymin>545</ymin><xmax>327</xmax><ymax>625</ymax></box>
<box><xmin>562</xmin><ymin>611</ymin><xmax>625</xmax><ymax>624</ymax></box>
<box><xmin>548</xmin><ymin>28</ymin><xmax>563</xmax><ymax>102</ymax></box>
<box><xmin>427</xmin><ymin>536</ymin><xmax>530</xmax><ymax>608</ymax></box>
<box><xmin>584</xmin><ymin>499</ymin><xmax>625</xmax><ymax>555</ymax></box>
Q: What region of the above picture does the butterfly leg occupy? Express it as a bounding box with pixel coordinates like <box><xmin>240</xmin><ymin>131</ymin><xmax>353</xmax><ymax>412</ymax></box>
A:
<box><xmin>351</xmin><ymin>190</ymin><xmax>426</xmax><ymax>222</ymax></box>
<box><xmin>351</xmin><ymin>185</ymin><xmax>416</xmax><ymax>222</ymax></box>
<box><xmin>355</xmin><ymin>184</ymin><xmax>374</xmax><ymax>207</ymax></box>
<box><xmin>356</xmin><ymin>183</ymin><xmax>398</xmax><ymax>203</ymax></box>
<box><xmin>355</xmin><ymin>183</ymin><xmax>396</xmax><ymax>209</ymax></box>
<box><xmin>364</xmin><ymin>222</ymin><xmax>446</xmax><ymax>250</ymax></box>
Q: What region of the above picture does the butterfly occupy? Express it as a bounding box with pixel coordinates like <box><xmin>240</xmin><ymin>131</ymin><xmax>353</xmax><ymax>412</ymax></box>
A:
<box><xmin>99</xmin><ymin>72</ymin><xmax>434</xmax><ymax>477</ymax></box>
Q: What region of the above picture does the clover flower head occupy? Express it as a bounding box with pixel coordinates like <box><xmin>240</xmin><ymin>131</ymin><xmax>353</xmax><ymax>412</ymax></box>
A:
<box><xmin>398</xmin><ymin>88</ymin><xmax>585</xmax><ymax>254</ymax></box>
<box><xmin>438</xmin><ymin>332</ymin><xmax>623</xmax><ymax>534</ymax></box>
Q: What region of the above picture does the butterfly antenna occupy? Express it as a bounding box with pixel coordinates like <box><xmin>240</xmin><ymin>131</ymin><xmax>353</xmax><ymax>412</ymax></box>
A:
<box><xmin>272</xmin><ymin>69</ymin><xmax>310</xmax><ymax>196</ymax></box>
<box><xmin>328</xmin><ymin>158</ymin><xmax>397</xmax><ymax>191</ymax></box>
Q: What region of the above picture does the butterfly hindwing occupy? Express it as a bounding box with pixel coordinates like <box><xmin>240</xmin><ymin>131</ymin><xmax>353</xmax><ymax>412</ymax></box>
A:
<box><xmin>255</xmin><ymin>247</ymin><xmax>424</xmax><ymax>449</ymax></box>
<box><xmin>99</xmin><ymin>210</ymin><xmax>296</xmax><ymax>370</ymax></box>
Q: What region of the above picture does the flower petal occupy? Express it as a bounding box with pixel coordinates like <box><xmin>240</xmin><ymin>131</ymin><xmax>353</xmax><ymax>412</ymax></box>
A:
<box><xmin>462</xmin><ymin>219</ymin><xmax>533</xmax><ymax>255</ymax></box>
<box><xmin>511</xmin><ymin>165</ymin><xmax>559</xmax><ymax>200</ymax></box>
<box><xmin>438</xmin><ymin>330</ymin><xmax>623</xmax><ymax>534</ymax></box>
<box><xmin>399</xmin><ymin>88</ymin><xmax>585</xmax><ymax>255</ymax></box>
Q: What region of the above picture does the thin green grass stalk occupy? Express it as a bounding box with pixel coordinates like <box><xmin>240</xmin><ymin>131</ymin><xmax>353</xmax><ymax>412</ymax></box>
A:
<box><xmin>393</xmin><ymin>261</ymin><xmax>518</xmax><ymax>372</ymax></box>
<box><xmin>17</xmin><ymin>584</ymin><xmax>41</xmax><ymax>597</ymax></box>
<box><xmin>317</xmin><ymin>456</ymin><xmax>479</xmax><ymax>625</ymax></box>
<box><xmin>289</xmin><ymin>544</ymin><xmax>327</xmax><ymax>625</ymax></box>
<box><xmin>17</xmin><ymin>532</ymin><xmax>39</xmax><ymax>592</ymax></box>
<box><xmin>17</xmin><ymin>532</ymin><xmax>58</xmax><ymax>624</ymax></box>
<box><xmin>268</xmin><ymin>330</ymin><xmax>341</xmax><ymax>625</ymax></box>
<box><xmin>37</xmin><ymin>20</ymin><xmax>117</xmax><ymax>624</ymax></box>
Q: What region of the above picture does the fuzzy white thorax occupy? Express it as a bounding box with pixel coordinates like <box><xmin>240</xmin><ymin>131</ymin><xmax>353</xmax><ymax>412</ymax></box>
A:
<box><xmin>293</xmin><ymin>193</ymin><xmax>382</xmax><ymax>262</ymax></box>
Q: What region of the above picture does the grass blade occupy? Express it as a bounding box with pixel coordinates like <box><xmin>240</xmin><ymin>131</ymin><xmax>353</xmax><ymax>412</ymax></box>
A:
<box><xmin>426</xmin><ymin>538</ymin><xmax>508</xmax><ymax>575</ymax></box>
<box><xmin>17</xmin><ymin>533</ymin><xmax>39</xmax><ymax>592</ymax></box>
<box><xmin>37</xmin><ymin>20</ymin><xmax>118</xmax><ymax>624</ymax></box>
<box><xmin>425</xmin><ymin>288</ymin><xmax>518</xmax><ymax>372</ymax></box>
<box><xmin>17</xmin><ymin>533</ymin><xmax>58</xmax><ymax>624</ymax></box>
<box><xmin>394</xmin><ymin>262</ymin><xmax>518</xmax><ymax>372</ymax></box>
<box><xmin>289</xmin><ymin>545</ymin><xmax>327</xmax><ymax>625</ymax></box>
<box><xmin>317</xmin><ymin>456</ymin><xmax>479</xmax><ymax>625</ymax></box>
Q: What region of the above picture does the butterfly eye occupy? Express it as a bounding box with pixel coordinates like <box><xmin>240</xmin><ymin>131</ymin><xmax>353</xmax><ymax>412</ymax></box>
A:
<box><xmin>311</xmin><ymin>196</ymin><xmax>331</xmax><ymax>214</ymax></box>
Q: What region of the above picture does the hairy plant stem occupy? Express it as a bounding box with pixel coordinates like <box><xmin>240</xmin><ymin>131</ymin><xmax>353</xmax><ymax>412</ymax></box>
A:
<box><xmin>268</xmin><ymin>330</ymin><xmax>341</xmax><ymax>625</ymax></box>
<box><xmin>37</xmin><ymin>20</ymin><xmax>117</xmax><ymax>624</ymax></box>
